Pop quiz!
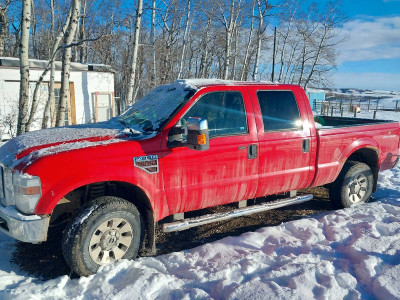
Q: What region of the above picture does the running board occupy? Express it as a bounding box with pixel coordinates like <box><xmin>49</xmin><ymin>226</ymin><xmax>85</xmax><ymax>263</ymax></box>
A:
<box><xmin>162</xmin><ymin>194</ymin><xmax>313</xmax><ymax>233</ymax></box>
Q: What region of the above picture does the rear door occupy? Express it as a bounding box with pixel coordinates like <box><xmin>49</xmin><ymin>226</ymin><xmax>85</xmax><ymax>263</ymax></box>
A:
<box><xmin>161</xmin><ymin>86</ymin><xmax>259</xmax><ymax>214</ymax></box>
<box><xmin>249</xmin><ymin>86</ymin><xmax>314</xmax><ymax>197</ymax></box>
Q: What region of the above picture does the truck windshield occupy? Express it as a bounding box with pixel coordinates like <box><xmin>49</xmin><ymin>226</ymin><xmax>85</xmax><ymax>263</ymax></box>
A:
<box><xmin>118</xmin><ymin>83</ymin><xmax>195</xmax><ymax>133</ymax></box>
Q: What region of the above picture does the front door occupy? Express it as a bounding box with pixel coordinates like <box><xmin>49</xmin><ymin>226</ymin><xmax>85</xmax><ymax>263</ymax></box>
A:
<box><xmin>161</xmin><ymin>87</ymin><xmax>259</xmax><ymax>214</ymax></box>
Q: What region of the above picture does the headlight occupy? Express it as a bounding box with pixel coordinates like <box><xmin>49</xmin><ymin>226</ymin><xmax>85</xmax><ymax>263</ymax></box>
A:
<box><xmin>13</xmin><ymin>172</ymin><xmax>42</xmax><ymax>214</ymax></box>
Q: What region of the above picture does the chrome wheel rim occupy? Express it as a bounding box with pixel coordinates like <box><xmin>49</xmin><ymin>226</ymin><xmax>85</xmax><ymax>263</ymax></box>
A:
<box><xmin>89</xmin><ymin>218</ymin><xmax>133</xmax><ymax>265</ymax></box>
<box><xmin>347</xmin><ymin>173</ymin><xmax>368</xmax><ymax>203</ymax></box>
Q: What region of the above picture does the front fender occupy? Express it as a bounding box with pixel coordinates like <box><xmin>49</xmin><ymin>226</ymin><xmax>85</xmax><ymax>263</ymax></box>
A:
<box><xmin>22</xmin><ymin>139</ymin><xmax>169</xmax><ymax>221</ymax></box>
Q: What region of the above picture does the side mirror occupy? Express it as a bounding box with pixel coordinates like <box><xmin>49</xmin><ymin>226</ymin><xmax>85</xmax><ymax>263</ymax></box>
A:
<box><xmin>186</xmin><ymin>117</ymin><xmax>209</xmax><ymax>151</ymax></box>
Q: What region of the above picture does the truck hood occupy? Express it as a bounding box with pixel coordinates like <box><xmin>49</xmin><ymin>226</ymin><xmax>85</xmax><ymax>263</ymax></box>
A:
<box><xmin>0</xmin><ymin>121</ymin><xmax>151</xmax><ymax>169</ymax></box>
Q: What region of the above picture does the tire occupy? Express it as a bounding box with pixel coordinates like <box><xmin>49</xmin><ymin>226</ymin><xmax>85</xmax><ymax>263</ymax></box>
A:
<box><xmin>62</xmin><ymin>196</ymin><xmax>143</xmax><ymax>276</ymax></box>
<box><xmin>329</xmin><ymin>161</ymin><xmax>373</xmax><ymax>209</ymax></box>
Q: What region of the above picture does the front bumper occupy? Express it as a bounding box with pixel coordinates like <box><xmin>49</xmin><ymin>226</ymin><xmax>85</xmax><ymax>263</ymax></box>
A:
<box><xmin>0</xmin><ymin>205</ymin><xmax>49</xmax><ymax>243</ymax></box>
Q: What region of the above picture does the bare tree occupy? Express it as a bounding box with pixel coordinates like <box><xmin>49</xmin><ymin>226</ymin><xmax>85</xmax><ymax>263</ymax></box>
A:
<box><xmin>303</xmin><ymin>3</ymin><xmax>346</xmax><ymax>89</ymax></box>
<box><xmin>126</xmin><ymin>0</ymin><xmax>143</xmax><ymax>105</ymax></box>
<box><xmin>240</xmin><ymin>0</ymin><xmax>255</xmax><ymax>81</ymax></box>
<box><xmin>27</xmin><ymin>5</ymin><xmax>73</xmax><ymax>131</ymax></box>
<box><xmin>277</xmin><ymin>1</ymin><xmax>298</xmax><ymax>82</ymax></box>
<box><xmin>16</xmin><ymin>0</ymin><xmax>31</xmax><ymax>135</ymax></box>
<box><xmin>150</xmin><ymin>0</ymin><xmax>157</xmax><ymax>84</ymax></box>
<box><xmin>1</xmin><ymin>0</ymin><xmax>348</xmax><ymax>134</ymax></box>
<box><xmin>252</xmin><ymin>0</ymin><xmax>271</xmax><ymax>81</ymax></box>
<box><xmin>177</xmin><ymin>0</ymin><xmax>191</xmax><ymax>79</ymax></box>
<box><xmin>0</xmin><ymin>1</ymin><xmax>12</xmax><ymax>56</ymax></box>
<box><xmin>56</xmin><ymin>0</ymin><xmax>81</xmax><ymax>127</ymax></box>
<box><xmin>199</xmin><ymin>15</ymin><xmax>211</xmax><ymax>78</ymax></box>
<box><xmin>78</xmin><ymin>0</ymin><xmax>87</xmax><ymax>63</ymax></box>
<box><xmin>218</xmin><ymin>0</ymin><xmax>237</xmax><ymax>80</ymax></box>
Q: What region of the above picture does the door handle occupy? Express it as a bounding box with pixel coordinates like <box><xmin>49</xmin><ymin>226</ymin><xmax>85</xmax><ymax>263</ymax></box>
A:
<box><xmin>248</xmin><ymin>144</ymin><xmax>257</xmax><ymax>159</ymax></box>
<box><xmin>302</xmin><ymin>139</ymin><xmax>310</xmax><ymax>153</ymax></box>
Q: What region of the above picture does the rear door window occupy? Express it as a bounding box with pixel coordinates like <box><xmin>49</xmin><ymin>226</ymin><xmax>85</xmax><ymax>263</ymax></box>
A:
<box><xmin>256</xmin><ymin>91</ymin><xmax>301</xmax><ymax>132</ymax></box>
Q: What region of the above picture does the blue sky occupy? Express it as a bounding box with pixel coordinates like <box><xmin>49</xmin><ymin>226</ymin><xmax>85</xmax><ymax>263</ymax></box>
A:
<box><xmin>330</xmin><ymin>0</ymin><xmax>400</xmax><ymax>91</ymax></box>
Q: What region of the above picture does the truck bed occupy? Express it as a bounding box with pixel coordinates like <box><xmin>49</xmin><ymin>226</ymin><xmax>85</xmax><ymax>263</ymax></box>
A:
<box><xmin>311</xmin><ymin>115</ymin><xmax>400</xmax><ymax>188</ymax></box>
<box><xmin>314</xmin><ymin>116</ymin><xmax>393</xmax><ymax>129</ymax></box>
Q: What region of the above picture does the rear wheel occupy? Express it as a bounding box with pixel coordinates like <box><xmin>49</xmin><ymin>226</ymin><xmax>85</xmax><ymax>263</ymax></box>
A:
<box><xmin>62</xmin><ymin>196</ymin><xmax>143</xmax><ymax>276</ymax></box>
<box><xmin>329</xmin><ymin>161</ymin><xmax>373</xmax><ymax>208</ymax></box>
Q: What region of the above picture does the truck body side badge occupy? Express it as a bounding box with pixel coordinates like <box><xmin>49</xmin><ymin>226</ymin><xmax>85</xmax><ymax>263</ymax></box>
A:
<box><xmin>133</xmin><ymin>155</ymin><xmax>159</xmax><ymax>174</ymax></box>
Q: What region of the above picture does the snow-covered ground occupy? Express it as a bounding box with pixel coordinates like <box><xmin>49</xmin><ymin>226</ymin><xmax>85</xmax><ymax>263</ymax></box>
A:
<box><xmin>0</xmin><ymin>90</ymin><xmax>400</xmax><ymax>299</ymax></box>
<box><xmin>0</xmin><ymin>165</ymin><xmax>399</xmax><ymax>299</ymax></box>
<box><xmin>324</xmin><ymin>88</ymin><xmax>400</xmax><ymax>108</ymax></box>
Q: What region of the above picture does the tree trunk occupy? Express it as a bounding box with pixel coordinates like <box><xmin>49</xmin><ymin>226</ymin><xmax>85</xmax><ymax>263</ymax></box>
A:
<box><xmin>28</xmin><ymin>6</ymin><xmax>73</xmax><ymax>131</ymax></box>
<box><xmin>277</xmin><ymin>12</ymin><xmax>296</xmax><ymax>82</ymax></box>
<box><xmin>31</xmin><ymin>0</ymin><xmax>38</xmax><ymax>58</ymax></box>
<box><xmin>223</xmin><ymin>0</ymin><xmax>235</xmax><ymax>80</ymax></box>
<box><xmin>231</xmin><ymin>25</ymin><xmax>239</xmax><ymax>80</ymax></box>
<box><xmin>298</xmin><ymin>44</ymin><xmax>306</xmax><ymax>86</ymax></box>
<box><xmin>79</xmin><ymin>0</ymin><xmax>87</xmax><ymax>63</ymax></box>
<box><xmin>150</xmin><ymin>0</ymin><xmax>157</xmax><ymax>85</ymax></box>
<box><xmin>17</xmin><ymin>0</ymin><xmax>31</xmax><ymax>135</ymax></box>
<box><xmin>56</xmin><ymin>0</ymin><xmax>80</xmax><ymax>127</ymax></box>
<box><xmin>240</xmin><ymin>0</ymin><xmax>255</xmax><ymax>81</ymax></box>
<box><xmin>0</xmin><ymin>6</ymin><xmax>8</xmax><ymax>57</ymax></box>
<box><xmin>42</xmin><ymin>61</ymin><xmax>55</xmax><ymax>128</ymax></box>
<box><xmin>304</xmin><ymin>29</ymin><xmax>328</xmax><ymax>89</ymax></box>
<box><xmin>126</xmin><ymin>0</ymin><xmax>143</xmax><ymax>105</ymax></box>
<box><xmin>252</xmin><ymin>0</ymin><xmax>264</xmax><ymax>81</ymax></box>
<box><xmin>199</xmin><ymin>17</ymin><xmax>211</xmax><ymax>78</ymax></box>
<box><xmin>177</xmin><ymin>0</ymin><xmax>191</xmax><ymax>79</ymax></box>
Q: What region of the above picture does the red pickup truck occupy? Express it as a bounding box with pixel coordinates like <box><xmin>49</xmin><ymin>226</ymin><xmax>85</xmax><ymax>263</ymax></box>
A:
<box><xmin>0</xmin><ymin>80</ymin><xmax>399</xmax><ymax>276</ymax></box>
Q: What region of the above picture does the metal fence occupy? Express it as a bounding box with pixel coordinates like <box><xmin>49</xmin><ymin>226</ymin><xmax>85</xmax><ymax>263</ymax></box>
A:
<box><xmin>313</xmin><ymin>99</ymin><xmax>400</xmax><ymax>119</ymax></box>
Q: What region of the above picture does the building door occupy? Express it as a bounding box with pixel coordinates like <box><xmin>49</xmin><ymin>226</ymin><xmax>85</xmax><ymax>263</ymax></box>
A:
<box><xmin>52</xmin><ymin>82</ymin><xmax>76</xmax><ymax>126</ymax></box>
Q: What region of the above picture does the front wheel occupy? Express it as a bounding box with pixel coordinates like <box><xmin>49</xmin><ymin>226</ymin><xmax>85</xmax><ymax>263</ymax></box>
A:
<box><xmin>329</xmin><ymin>161</ymin><xmax>373</xmax><ymax>208</ymax></box>
<box><xmin>62</xmin><ymin>196</ymin><xmax>143</xmax><ymax>276</ymax></box>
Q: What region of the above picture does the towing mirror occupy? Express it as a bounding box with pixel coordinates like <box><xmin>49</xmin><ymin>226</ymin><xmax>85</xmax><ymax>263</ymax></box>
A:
<box><xmin>186</xmin><ymin>117</ymin><xmax>209</xmax><ymax>151</ymax></box>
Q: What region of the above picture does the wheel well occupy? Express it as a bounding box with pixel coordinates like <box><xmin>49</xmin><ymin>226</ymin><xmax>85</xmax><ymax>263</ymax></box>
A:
<box><xmin>52</xmin><ymin>181</ymin><xmax>155</xmax><ymax>253</ymax></box>
<box><xmin>347</xmin><ymin>148</ymin><xmax>379</xmax><ymax>192</ymax></box>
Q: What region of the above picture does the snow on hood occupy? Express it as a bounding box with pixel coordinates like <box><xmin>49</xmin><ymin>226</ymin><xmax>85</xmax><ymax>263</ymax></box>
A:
<box><xmin>0</xmin><ymin>120</ymin><xmax>130</xmax><ymax>168</ymax></box>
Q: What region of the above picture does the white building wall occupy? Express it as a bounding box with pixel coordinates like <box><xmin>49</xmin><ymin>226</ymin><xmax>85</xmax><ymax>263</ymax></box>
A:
<box><xmin>0</xmin><ymin>66</ymin><xmax>114</xmax><ymax>139</ymax></box>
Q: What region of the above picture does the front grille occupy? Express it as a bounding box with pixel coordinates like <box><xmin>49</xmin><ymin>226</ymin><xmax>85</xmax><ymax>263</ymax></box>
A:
<box><xmin>0</xmin><ymin>166</ymin><xmax>4</xmax><ymax>199</ymax></box>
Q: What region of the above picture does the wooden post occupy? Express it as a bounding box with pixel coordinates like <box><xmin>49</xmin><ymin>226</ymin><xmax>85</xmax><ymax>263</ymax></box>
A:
<box><xmin>340</xmin><ymin>100</ymin><xmax>342</xmax><ymax>112</ymax></box>
<box><xmin>321</xmin><ymin>103</ymin><xmax>323</xmax><ymax>115</ymax></box>
<box><xmin>354</xmin><ymin>109</ymin><xmax>357</xmax><ymax>118</ymax></box>
<box><xmin>314</xmin><ymin>100</ymin><xmax>316</xmax><ymax>111</ymax></box>
<box><xmin>396</xmin><ymin>100</ymin><xmax>399</xmax><ymax>112</ymax></box>
<box><xmin>373</xmin><ymin>110</ymin><xmax>377</xmax><ymax>119</ymax></box>
<box><xmin>341</xmin><ymin>107</ymin><xmax>344</xmax><ymax>117</ymax></box>
<box><xmin>331</xmin><ymin>106</ymin><xmax>334</xmax><ymax>116</ymax></box>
